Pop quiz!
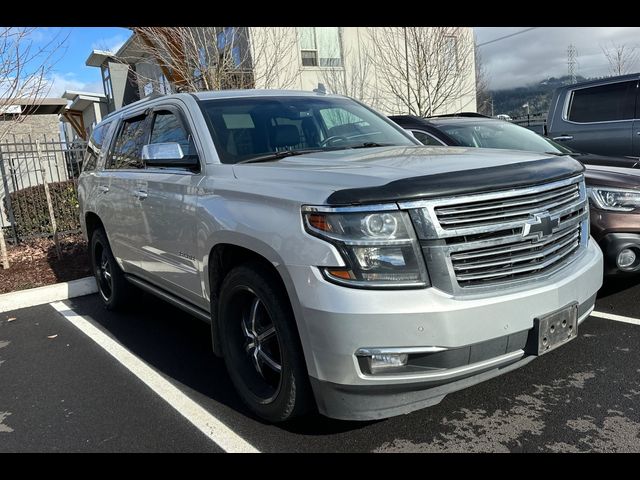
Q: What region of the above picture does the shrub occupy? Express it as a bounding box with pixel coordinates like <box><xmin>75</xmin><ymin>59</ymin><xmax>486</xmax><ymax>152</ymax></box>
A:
<box><xmin>2</xmin><ymin>179</ymin><xmax>80</xmax><ymax>237</ymax></box>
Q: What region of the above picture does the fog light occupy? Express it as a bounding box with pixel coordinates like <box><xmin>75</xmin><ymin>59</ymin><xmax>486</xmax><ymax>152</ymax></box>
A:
<box><xmin>369</xmin><ymin>353</ymin><xmax>408</xmax><ymax>373</ymax></box>
<box><xmin>617</xmin><ymin>248</ymin><xmax>637</xmax><ymax>269</ymax></box>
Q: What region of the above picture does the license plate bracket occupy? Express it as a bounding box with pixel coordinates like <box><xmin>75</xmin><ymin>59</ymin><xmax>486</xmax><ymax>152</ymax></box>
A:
<box><xmin>532</xmin><ymin>303</ymin><xmax>578</xmax><ymax>355</ymax></box>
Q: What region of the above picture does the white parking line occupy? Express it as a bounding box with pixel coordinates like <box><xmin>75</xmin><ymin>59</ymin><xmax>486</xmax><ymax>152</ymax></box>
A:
<box><xmin>591</xmin><ymin>310</ymin><xmax>640</xmax><ymax>326</ymax></box>
<box><xmin>49</xmin><ymin>301</ymin><xmax>259</xmax><ymax>453</ymax></box>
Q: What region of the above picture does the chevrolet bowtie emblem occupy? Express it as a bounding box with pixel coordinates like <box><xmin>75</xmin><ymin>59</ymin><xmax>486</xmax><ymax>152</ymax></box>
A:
<box><xmin>522</xmin><ymin>213</ymin><xmax>559</xmax><ymax>239</ymax></box>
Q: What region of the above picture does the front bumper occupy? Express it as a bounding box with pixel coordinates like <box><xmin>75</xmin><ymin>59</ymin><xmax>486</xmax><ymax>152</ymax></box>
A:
<box><xmin>598</xmin><ymin>233</ymin><xmax>640</xmax><ymax>275</ymax></box>
<box><xmin>288</xmin><ymin>238</ymin><xmax>603</xmax><ymax>420</ymax></box>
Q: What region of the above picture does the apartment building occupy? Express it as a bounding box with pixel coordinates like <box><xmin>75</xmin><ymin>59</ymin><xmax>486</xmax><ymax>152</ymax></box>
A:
<box><xmin>86</xmin><ymin>27</ymin><xmax>477</xmax><ymax>116</ymax></box>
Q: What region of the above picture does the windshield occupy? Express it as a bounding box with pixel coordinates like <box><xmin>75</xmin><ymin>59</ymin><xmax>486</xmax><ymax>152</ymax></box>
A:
<box><xmin>198</xmin><ymin>96</ymin><xmax>417</xmax><ymax>164</ymax></box>
<box><xmin>438</xmin><ymin>121</ymin><xmax>574</xmax><ymax>155</ymax></box>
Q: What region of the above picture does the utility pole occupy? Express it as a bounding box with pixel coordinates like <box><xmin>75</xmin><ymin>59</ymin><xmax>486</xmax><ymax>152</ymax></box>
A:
<box><xmin>568</xmin><ymin>44</ymin><xmax>578</xmax><ymax>84</ymax></box>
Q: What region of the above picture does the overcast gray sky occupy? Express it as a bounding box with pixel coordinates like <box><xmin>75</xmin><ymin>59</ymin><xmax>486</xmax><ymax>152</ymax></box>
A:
<box><xmin>474</xmin><ymin>27</ymin><xmax>640</xmax><ymax>90</ymax></box>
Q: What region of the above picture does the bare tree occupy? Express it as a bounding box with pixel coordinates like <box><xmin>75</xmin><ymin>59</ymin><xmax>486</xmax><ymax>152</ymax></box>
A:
<box><xmin>0</xmin><ymin>28</ymin><xmax>67</xmax><ymax>268</ymax></box>
<box><xmin>368</xmin><ymin>27</ymin><xmax>475</xmax><ymax>116</ymax></box>
<box><xmin>475</xmin><ymin>42</ymin><xmax>492</xmax><ymax>116</ymax></box>
<box><xmin>320</xmin><ymin>42</ymin><xmax>379</xmax><ymax>107</ymax></box>
<box><xmin>0</xmin><ymin>27</ymin><xmax>67</xmax><ymax>141</ymax></box>
<box><xmin>601</xmin><ymin>42</ymin><xmax>639</xmax><ymax>76</ymax></box>
<box><xmin>125</xmin><ymin>27</ymin><xmax>300</xmax><ymax>93</ymax></box>
<box><xmin>247</xmin><ymin>27</ymin><xmax>301</xmax><ymax>89</ymax></box>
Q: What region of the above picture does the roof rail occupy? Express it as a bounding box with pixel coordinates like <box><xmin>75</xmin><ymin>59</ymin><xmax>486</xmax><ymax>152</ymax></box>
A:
<box><xmin>427</xmin><ymin>112</ymin><xmax>490</xmax><ymax>119</ymax></box>
<box><xmin>102</xmin><ymin>91</ymin><xmax>168</xmax><ymax>121</ymax></box>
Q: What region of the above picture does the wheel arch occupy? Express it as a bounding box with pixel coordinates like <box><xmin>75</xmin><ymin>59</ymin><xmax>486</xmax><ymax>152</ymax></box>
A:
<box><xmin>204</xmin><ymin>234</ymin><xmax>310</xmax><ymax>370</ymax></box>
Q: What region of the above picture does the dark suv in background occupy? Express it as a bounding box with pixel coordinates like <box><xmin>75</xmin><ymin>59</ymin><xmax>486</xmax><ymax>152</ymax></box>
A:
<box><xmin>547</xmin><ymin>73</ymin><xmax>640</xmax><ymax>158</ymax></box>
<box><xmin>391</xmin><ymin>114</ymin><xmax>640</xmax><ymax>275</ymax></box>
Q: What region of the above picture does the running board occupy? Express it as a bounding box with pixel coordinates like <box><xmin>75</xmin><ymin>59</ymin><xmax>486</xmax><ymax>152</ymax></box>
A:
<box><xmin>125</xmin><ymin>274</ymin><xmax>211</xmax><ymax>324</ymax></box>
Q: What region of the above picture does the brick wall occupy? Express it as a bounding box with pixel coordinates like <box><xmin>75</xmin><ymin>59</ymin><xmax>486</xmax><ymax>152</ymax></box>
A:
<box><xmin>0</xmin><ymin>114</ymin><xmax>69</xmax><ymax>228</ymax></box>
<box><xmin>0</xmin><ymin>114</ymin><xmax>62</xmax><ymax>143</ymax></box>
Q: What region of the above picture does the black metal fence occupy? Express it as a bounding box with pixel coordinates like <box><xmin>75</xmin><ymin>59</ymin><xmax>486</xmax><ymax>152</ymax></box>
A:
<box><xmin>0</xmin><ymin>134</ymin><xmax>87</xmax><ymax>250</ymax></box>
<box><xmin>511</xmin><ymin>114</ymin><xmax>548</xmax><ymax>136</ymax></box>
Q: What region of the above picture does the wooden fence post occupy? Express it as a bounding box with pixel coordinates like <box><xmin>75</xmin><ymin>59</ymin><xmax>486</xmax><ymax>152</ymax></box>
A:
<box><xmin>0</xmin><ymin>224</ymin><xmax>8</xmax><ymax>269</ymax></box>
<box><xmin>35</xmin><ymin>140</ymin><xmax>61</xmax><ymax>259</ymax></box>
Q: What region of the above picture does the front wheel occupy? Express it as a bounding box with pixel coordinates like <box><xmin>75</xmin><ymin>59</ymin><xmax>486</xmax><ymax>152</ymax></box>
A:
<box><xmin>218</xmin><ymin>263</ymin><xmax>313</xmax><ymax>422</ymax></box>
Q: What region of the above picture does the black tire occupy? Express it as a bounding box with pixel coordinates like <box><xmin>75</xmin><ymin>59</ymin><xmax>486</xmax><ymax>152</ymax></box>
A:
<box><xmin>218</xmin><ymin>263</ymin><xmax>313</xmax><ymax>423</ymax></box>
<box><xmin>90</xmin><ymin>228</ymin><xmax>133</xmax><ymax>311</ymax></box>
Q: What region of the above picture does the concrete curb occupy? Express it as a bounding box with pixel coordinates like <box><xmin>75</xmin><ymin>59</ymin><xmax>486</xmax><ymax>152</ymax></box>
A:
<box><xmin>0</xmin><ymin>277</ymin><xmax>98</xmax><ymax>313</ymax></box>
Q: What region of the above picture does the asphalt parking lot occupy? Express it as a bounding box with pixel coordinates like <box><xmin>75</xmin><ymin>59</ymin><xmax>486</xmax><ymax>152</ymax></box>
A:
<box><xmin>1</xmin><ymin>277</ymin><xmax>640</xmax><ymax>452</ymax></box>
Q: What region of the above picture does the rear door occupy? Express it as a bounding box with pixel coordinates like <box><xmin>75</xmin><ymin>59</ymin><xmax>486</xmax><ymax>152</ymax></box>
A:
<box><xmin>136</xmin><ymin>105</ymin><xmax>205</xmax><ymax>306</ymax></box>
<box><xmin>632</xmin><ymin>84</ymin><xmax>640</xmax><ymax>158</ymax></box>
<box><xmin>554</xmin><ymin>79</ymin><xmax>637</xmax><ymax>157</ymax></box>
<box><xmin>99</xmin><ymin>112</ymin><xmax>150</xmax><ymax>273</ymax></box>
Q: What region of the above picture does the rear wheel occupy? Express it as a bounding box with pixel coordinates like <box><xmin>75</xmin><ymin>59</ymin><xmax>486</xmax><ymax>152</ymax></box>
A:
<box><xmin>90</xmin><ymin>228</ymin><xmax>133</xmax><ymax>310</ymax></box>
<box><xmin>218</xmin><ymin>263</ymin><xmax>313</xmax><ymax>422</ymax></box>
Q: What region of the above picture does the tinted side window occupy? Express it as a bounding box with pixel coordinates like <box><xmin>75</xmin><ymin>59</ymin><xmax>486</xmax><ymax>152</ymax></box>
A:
<box><xmin>149</xmin><ymin>111</ymin><xmax>193</xmax><ymax>155</ymax></box>
<box><xmin>568</xmin><ymin>81</ymin><xmax>637</xmax><ymax>122</ymax></box>
<box><xmin>83</xmin><ymin>122</ymin><xmax>109</xmax><ymax>172</ymax></box>
<box><xmin>412</xmin><ymin>130</ymin><xmax>445</xmax><ymax>146</ymax></box>
<box><xmin>108</xmin><ymin>116</ymin><xmax>148</xmax><ymax>169</ymax></box>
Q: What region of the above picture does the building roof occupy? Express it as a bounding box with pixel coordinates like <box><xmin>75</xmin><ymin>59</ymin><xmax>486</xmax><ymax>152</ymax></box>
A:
<box><xmin>85</xmin><ymin>49</ymin><xmax>115</xmax><ymax>67</ymax></box>
<box><xmin>62</xmin><ymin>90</ymin><xmax>107</xmax><ymax>113</ymax></box>
<box><xmin>62</xmin><ymin>90</ymin><xmax>106</xmax><ymax>101</ymax></box>
<box><xmin>0</xmin><ymin>98</ymin><xmax>68</xmax><ymax>115</ymax></box>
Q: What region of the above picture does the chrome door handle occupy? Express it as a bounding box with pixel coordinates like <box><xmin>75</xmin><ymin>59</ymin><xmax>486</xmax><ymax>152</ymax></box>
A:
<box><xmin>552</xmin><ymin>135</ymin><xmax>574</xmax><ymax>141</ymax></box>
<box><xmin>98</xmin><ymin>185</ymin><xmax>109</xmax><ymax>193</ymax></box>
<box><xmin>133</xmin><ymin>190</ymin><xmax>148</xmax><ymax>200</ymax></box>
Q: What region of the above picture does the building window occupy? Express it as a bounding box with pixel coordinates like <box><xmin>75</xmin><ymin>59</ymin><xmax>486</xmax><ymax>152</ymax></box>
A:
<box><xmin>102</xmin><ymin>66</ymin><xmax>113</xmax><ymax>100</ymax></box>
<box><xmin>217</xmin><ymin>27</ymin><xmax>236</xmax><ymax>50</ymax></box>
<box><xmin>298</xmin><ymin>27</ymin><xmax>342</xmax><ymax>67</ymax></box>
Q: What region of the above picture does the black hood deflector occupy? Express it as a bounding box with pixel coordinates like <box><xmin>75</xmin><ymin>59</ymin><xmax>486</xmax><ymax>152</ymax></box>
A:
<box><xmin>326</xmin><ymin>155</ymin><xmax>584</xmax><ymax>206</ymax></box>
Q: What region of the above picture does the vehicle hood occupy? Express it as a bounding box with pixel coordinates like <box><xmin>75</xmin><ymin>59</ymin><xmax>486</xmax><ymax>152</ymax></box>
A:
<box><xmin>232</xmin><ymin>146</ymin><xmax>584</xmax><ymax>205</ymax></box>
<box><xmin>576</xmin><ymin>153</ymin><xmax>640</xmax><ymax>169</ymax></box>
<box><xmin>585</xmin><ymin>164</ymin><xmax>640</xmax><ymax>190</ymax></box>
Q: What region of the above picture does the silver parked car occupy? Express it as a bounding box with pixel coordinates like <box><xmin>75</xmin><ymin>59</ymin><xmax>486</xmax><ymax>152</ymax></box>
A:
<box><xmin>78</xmin><ymin>90</ymin><xmax>603</xmax><ymax>422</ymax></box>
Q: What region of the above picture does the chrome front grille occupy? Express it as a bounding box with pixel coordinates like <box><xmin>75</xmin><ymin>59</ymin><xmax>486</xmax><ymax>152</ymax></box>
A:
<box><xmin>451</xmin><ymin>225</ymin><xmax>581</xmax><ymax>287</ymax></box>
<box><xmin>400</xmin><ymin>175</ymin><xmax>589</xmax><ymax>294</ymax></box>
<box><xmin>435</xmin><ymin>182</ymin><xmax>580</xmax><ymax>231</ymax></box>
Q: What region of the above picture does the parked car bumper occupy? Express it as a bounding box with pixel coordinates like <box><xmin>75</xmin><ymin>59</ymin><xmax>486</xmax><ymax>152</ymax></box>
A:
<box><xmin>590</xmin><ymin>207</ymin><xmax>640</xmax><ymax>274</ymax></box>
<box><xmin>287</xmin><ymin>238</ymin><xmax>603</xmax><ymax>420</ymax></box>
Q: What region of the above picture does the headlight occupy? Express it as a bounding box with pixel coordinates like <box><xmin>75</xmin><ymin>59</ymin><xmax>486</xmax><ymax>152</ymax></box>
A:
<box><xmin>302</xmin><ymin>206</ymin><xmax>429</xmax><ymax>288</ymax></box>
<box><xmin>587</xmin><ymin>186</ymin><xmax>640</xmax><ymax>212</ymax></box>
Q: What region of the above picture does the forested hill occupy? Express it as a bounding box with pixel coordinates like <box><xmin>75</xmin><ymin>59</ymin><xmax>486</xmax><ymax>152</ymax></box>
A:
<box><xmin>490</xmin><ymin>75</ymin><xmax>588</xmax><ymax>117</ymax></box>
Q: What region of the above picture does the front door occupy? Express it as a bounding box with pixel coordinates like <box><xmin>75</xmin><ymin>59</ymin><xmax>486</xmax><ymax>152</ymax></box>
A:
<box><xmin>136</xmin><ymin>107</ymin><xmax>204</xmax><ymax>306</ymax></box>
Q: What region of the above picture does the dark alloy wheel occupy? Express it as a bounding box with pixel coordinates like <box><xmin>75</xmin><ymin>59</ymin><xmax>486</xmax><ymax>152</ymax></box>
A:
<box><xmin>218</xmin><ymin>263</ymin><xmax>313</xmax><ymax>422</ymax></box>
<box><xmin>95</xmin><ymin>243</ymin><xmax>113</xmax><ymax>303</ymax></box>
<box><xmin>231</xmin><ymin>287</ymin><xmax>283</xmax><ymax>403</ymax></box>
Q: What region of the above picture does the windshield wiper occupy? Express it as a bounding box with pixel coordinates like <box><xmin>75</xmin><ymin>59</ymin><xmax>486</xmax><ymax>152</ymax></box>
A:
<box><xmin>236</xmin><ymin>149</ymin><xmax>324</xmax><ymax>164</ymax></box>
<box><xmin>351</xmin><ymin>142</ymin><xmax>396</xmax><ymax>149</ymax></box>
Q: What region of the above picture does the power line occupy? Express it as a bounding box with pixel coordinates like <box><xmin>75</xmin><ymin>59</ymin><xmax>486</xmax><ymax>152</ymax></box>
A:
<box><xmin>477</xmin><ymin>27</ymin><xmax>539</xmax><ymax>48</ymax></box>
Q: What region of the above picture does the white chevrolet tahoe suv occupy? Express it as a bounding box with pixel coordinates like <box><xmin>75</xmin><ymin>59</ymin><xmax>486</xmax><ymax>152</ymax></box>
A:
<box><xmin>78</xmin><ymin>90</ymin><xmax>603</xmax><ymax>422</ymax></box>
